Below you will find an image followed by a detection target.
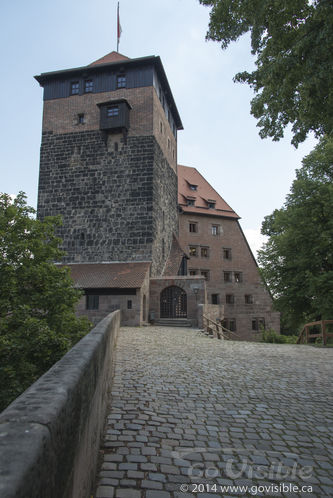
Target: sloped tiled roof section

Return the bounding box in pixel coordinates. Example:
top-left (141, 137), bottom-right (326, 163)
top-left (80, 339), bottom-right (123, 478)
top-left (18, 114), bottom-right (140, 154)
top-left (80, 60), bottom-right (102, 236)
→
top-left (64, 262), bottom-right (150, 289)
top-left (163, 234), bottom-right (189, 276)
top-left (89, 51), bottom-right (130, 66)
top-left (178, 165), bottom-right (240, 219)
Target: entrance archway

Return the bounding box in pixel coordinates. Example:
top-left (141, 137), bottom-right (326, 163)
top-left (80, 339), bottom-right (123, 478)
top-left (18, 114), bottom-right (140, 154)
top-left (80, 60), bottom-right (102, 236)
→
top-left (160, 286), bottom-right (187, 318)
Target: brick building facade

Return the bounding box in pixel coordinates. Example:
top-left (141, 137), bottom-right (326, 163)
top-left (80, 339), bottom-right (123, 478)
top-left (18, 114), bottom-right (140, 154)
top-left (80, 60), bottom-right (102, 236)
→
top-left (35, 51), bottom-right (279, 336)
top-left (177, 166), bottom-right (280, 339)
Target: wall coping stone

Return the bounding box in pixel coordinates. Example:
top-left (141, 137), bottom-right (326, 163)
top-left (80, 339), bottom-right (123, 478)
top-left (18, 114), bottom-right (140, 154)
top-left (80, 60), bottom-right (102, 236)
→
top-left (0, 310), bottom-right (120, 498)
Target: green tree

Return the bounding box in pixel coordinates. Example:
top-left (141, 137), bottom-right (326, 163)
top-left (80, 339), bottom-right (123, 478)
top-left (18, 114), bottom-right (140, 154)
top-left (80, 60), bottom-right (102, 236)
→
top-left (199, 0), bottom-right (333, 146)
top-left (258, 137), bottom-right (333, 330)
top-left (0, 193), bottom-right (90, 411)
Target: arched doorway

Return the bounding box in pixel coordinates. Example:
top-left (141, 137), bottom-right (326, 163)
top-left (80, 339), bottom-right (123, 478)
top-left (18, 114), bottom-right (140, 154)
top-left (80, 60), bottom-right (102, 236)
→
top-left (160, 286), bottom-right (187, 318)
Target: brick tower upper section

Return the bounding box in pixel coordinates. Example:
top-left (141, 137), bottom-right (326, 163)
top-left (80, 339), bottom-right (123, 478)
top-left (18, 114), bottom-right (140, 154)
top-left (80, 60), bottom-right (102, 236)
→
top-left (35, 52), bottom-right (183, 274)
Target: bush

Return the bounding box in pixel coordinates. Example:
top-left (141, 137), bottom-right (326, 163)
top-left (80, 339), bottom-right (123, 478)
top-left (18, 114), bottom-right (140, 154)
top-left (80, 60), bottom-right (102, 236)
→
top-left (261, 328), bottom-right (298, 344)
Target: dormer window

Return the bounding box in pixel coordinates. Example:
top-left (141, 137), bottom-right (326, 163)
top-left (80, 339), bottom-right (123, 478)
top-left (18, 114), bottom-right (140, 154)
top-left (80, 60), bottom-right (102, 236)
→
top-left (207, 199), bottom-right (216, 209)
top-left (71, 81), bottom-right (79, 95)
top-left (187, 198), bottom-right (195, 206)
top-left (84, 79), bottom-right (93, 93)
top-left (189, 184), bottom-right (197, 191)
top-left (117, 74), bottom-right (126, 88)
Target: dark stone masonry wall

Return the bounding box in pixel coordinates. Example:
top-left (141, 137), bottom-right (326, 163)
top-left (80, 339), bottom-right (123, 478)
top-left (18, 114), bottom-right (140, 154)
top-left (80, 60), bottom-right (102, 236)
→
top-left (151, 140), bottom-right (178, 276)
top-left (38, 132), bottom-right (177, 275)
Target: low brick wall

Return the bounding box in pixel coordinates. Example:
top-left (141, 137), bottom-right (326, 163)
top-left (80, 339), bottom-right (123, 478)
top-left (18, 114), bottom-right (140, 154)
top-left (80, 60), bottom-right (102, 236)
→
top-left (0, 311), bottom-right (120, 498)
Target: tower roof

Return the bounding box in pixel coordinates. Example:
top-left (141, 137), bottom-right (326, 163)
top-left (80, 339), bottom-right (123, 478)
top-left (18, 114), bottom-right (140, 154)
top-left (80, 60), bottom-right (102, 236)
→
top-left (89, 51), bottom-right (130, 66)
top-left (178, 165), bottom-right (240, 219)
top-left (34, 52), bottom-right (183, 130)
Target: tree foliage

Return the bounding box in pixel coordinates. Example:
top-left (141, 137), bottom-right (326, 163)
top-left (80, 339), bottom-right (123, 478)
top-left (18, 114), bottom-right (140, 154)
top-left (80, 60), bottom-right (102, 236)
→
top-left (0, 193), bottom-right (91, 411)
top-left (200, 0), bottom-right (333, 146)
top-left (257, 137), bottom-right (333, 330)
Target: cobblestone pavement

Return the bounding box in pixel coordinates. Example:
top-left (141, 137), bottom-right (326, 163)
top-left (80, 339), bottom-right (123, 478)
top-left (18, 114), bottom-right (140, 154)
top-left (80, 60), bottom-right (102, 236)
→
top-left (93, 327), bottom-right (333, 498)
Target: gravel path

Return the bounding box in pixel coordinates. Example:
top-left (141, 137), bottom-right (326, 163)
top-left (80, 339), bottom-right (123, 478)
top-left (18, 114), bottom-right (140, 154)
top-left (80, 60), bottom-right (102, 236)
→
top-left (93, 326), bottom-right (333, 497)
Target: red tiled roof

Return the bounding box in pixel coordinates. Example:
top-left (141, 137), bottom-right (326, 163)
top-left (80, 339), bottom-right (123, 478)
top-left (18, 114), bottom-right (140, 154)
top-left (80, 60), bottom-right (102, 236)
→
top-left (89, 51), bottom-right (130, 66)
top-left (178, 165), bottom-right (240, 219)
top-left (64, 262), bottom-right (150, 288)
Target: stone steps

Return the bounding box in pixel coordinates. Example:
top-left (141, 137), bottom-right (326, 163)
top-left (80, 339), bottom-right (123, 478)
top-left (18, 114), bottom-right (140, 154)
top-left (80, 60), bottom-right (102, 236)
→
top-left (154, 318), bottom-right (192, 327)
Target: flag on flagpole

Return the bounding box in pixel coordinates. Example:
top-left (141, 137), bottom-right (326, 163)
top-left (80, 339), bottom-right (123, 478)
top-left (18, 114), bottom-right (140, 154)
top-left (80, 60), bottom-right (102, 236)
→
top-left (117, 2), bottom-right (122, 52)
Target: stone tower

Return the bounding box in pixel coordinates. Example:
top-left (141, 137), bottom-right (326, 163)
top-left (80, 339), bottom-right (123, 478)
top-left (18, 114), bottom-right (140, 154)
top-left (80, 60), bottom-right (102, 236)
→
top-left (35, 52), bottom-right (183, 276)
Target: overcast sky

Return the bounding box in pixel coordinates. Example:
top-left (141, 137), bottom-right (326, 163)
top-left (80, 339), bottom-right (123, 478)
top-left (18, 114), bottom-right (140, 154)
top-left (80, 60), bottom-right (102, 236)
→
top-left (0, 0), bottom-right (316, 256)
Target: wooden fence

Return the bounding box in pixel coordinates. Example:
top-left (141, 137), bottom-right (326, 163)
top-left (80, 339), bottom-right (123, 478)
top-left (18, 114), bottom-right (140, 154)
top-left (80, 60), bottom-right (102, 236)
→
top-left (297, 320), bottom-right (333, 345)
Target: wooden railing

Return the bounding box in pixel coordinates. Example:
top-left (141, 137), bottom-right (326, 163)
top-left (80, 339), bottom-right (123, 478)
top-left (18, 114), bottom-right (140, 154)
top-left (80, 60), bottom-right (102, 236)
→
top-left (202, 315), bottom-right (239, 340)
top-left (297, 320), bottom-right (333, 345)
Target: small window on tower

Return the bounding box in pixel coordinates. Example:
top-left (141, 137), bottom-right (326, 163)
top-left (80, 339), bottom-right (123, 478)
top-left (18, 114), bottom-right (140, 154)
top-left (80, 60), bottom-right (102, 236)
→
top-left (189, 222), bottom-right (197, 233)
top-left (212, 225), bottom-right (219, 236)
top-left (189, 246), bottom-right (198, 257)
top-left (127, 300), bottom-right (132, 310)
top-left (84, 79), bottom-right (93, 93)
top-left (189, 269), bottom-right (197, 276)
top-left (107, 105), bottom-right (119, 117)
top-left (117, 74), bottom-right (126, 88)
top-left (71, 81), bottom-right (79, 95)
top-left (78, 113), bottom-right (85, 124)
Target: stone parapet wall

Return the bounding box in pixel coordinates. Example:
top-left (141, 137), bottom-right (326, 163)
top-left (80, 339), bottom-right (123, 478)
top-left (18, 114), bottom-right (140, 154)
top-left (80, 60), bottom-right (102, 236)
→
top-left (0, 311), bottom-right (120, 498)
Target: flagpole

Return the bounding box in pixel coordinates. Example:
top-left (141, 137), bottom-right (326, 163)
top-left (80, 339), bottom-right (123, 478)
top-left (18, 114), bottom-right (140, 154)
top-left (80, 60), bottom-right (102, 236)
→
top-left (117, 2), bottom-right (119, 52)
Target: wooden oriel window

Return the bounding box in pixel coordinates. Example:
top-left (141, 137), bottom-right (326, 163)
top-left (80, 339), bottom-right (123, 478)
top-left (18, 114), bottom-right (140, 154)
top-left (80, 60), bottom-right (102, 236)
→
top-left (107, 105), bottom-right (119, 117)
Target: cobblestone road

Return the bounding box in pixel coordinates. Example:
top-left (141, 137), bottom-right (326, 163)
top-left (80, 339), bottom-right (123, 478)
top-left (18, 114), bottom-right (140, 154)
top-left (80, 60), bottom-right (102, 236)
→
top-left (93, 327), bottom-right (333, 497)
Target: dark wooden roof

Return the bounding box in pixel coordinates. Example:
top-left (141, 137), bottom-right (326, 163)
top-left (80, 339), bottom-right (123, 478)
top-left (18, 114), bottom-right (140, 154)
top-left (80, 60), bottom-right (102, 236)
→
top-left (34, 52), bottom-right (183, 130)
